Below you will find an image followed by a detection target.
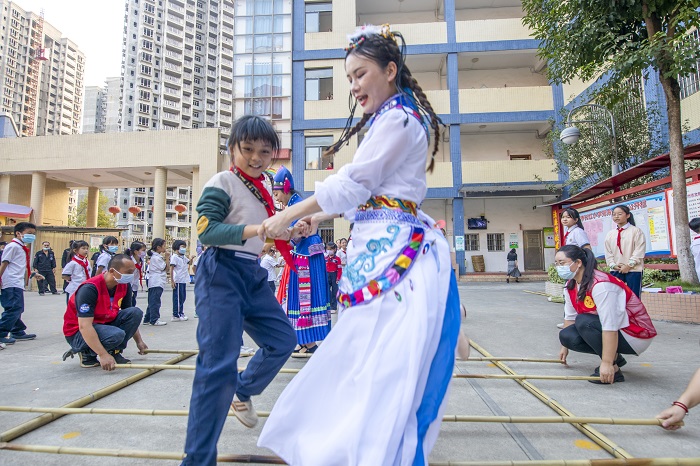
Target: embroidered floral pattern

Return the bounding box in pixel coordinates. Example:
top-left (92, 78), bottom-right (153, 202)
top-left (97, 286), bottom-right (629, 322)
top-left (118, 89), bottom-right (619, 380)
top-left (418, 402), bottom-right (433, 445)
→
top-left (345, 225), bottom-right (400, 289)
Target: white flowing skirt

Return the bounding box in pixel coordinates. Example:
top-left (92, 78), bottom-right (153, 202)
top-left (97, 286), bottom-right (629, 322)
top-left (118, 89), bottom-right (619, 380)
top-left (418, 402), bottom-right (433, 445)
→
top-left (258, 212), bottom-right (457, 466)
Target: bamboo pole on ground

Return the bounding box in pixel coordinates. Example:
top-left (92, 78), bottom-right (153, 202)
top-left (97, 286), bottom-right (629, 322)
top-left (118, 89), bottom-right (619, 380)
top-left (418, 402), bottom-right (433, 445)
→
top-left (0, 443), bottom-right (286, 464)
top-left (118, 364), bottom-right (591, 380)
top-left (468, 339), bottom-right (633, 459)
top-left (0, 406), bottom-right (682, 428)
top-left (144, 349), bottom-right (564, 364)
top-left (0, 353), bottom-right (193, 443)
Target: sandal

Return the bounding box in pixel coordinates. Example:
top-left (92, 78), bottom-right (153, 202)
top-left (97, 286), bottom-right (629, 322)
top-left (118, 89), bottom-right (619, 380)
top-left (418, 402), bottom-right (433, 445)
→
top-left (291, 344), bottom-right (317, 358)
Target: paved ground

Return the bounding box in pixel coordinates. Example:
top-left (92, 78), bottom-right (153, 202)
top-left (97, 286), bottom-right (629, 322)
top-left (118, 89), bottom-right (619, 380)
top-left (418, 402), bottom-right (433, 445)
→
top-left (0, 281), bottom-right (698, 465)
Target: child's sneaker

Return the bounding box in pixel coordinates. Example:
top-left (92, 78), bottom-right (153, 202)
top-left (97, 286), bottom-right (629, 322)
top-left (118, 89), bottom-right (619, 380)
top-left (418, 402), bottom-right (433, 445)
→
top-left (194, 312), bottom-right (199, 318)
top-left (230, 394), bottom-right (258, 428)
top-left (240, 346), bottom-right (256, 357)
top-left (171, 316), bottom-right (182, 322)
top-left (179, 314), bottom-right (188, 321)
top-left (152, 320), bottom-right (167, 326)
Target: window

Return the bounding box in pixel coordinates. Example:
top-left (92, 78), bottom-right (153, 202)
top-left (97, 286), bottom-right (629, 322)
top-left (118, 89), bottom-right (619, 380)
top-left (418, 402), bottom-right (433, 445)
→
top-left (508, 151), bottom-right (531, 161)
top-left (487, 233), bottom-right (505, 252)
top-left (464, 234), bottom-right (480, 251)
top-left (305, 2), bottom-right (331, 33)
top-left (305, 135), bottom-right (334, 170)
top-left (305, 68), bottom-right (332, 101)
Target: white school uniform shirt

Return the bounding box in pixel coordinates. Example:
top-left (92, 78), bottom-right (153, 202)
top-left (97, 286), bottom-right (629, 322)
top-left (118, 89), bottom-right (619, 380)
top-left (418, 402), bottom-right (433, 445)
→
top-left (1, 239), bottom-right (28, 290)
top-left (259, 254), bottom-right (279, 281)
top-left (147, 252), bottom-right (167, 289)
top-left (95, 251), bottom-right (113, 271)
top-left (691, 234), bottom-right (700, 281)
top-left (131, 256), bottom-right (143, 291)
top-left (337, 248), bottom-right (347, 267)
top-left (170, 254), bottom-right (190, 284)
top-left (62, 257), bottom-right (89, 296)
top-left (563, 281), bottom-right (652, 355)
top-left (562, 225), bottom-right (590, 248)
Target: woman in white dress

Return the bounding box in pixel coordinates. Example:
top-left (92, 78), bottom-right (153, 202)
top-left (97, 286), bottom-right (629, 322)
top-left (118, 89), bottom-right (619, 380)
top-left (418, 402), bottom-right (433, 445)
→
top-left (258, 24), bottom-right (461, 466)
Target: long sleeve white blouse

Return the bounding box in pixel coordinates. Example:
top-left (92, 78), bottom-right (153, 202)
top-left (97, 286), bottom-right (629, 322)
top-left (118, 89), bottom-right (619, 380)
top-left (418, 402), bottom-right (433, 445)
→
top-left (315, 106), bottom-right (429, 216)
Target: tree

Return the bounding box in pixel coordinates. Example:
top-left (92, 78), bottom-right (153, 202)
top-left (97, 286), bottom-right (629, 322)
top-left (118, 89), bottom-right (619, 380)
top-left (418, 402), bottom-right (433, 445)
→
top-left (70, 192), bottom-right (117, 228)
top-left (523, 0), bottom-right (700, 284)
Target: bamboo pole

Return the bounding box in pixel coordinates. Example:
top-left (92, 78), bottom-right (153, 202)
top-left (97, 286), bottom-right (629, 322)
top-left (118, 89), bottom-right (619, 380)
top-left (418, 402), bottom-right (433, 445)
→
top-left (0, 443), bottom-right (286, 464)
top-left (144, 350), bottom-right (564, 364)
top-left (118, 364), bottom-right (591, 381)
top-left (468, 339), bottom-right (633, 459)
top-left (0, 353), bottom-right (193, 443)
top-left (0, 406), bottom-right (682, 427)
top-left (429, 459), bottom-right (700, 466)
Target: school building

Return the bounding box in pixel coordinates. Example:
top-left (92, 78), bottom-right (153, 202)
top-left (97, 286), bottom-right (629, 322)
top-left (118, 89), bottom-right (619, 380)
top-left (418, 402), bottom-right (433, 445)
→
top-left (292, 0), bottom-right (700, 274)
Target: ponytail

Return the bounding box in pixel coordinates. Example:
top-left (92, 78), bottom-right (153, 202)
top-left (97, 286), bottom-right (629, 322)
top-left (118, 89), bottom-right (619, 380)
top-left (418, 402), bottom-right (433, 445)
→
top-left (148, 238), bottom-right (165, 257)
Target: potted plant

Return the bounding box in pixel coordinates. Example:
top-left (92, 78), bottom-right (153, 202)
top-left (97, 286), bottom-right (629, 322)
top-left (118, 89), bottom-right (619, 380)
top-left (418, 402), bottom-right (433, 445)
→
top-left (545, 264), bottom-right (566, 297)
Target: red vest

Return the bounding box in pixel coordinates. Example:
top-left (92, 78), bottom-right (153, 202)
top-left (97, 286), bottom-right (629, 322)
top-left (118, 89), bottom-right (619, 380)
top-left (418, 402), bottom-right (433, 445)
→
top-left (63, 274), bottom-right (129, 337)
top-left (567, 270), bottom-right (656, 339)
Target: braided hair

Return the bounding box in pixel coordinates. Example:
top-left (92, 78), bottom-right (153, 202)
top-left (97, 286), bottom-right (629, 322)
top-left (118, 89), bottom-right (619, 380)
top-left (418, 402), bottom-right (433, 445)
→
top-left (324, 26), bottom-right (443, 172)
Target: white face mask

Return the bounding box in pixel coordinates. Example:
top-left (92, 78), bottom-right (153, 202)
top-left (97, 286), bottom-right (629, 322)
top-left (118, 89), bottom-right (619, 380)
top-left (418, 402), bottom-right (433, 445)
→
top-left (556, 262), bottom-right (580, 280)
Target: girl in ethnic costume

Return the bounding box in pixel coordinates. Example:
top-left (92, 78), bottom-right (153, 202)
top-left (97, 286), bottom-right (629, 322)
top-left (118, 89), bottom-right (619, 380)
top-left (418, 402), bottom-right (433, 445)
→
top-left (258, 24), bottom-right (461, 465)
top-left (180, 116), bottom-right (298, 466)
top-left (272, 166), bottom-right (331, 356)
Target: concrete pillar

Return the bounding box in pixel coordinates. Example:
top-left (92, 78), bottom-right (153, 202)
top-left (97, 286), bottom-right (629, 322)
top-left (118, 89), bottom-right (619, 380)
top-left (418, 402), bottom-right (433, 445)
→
top-left (189, 166), bottom-right (200, 254)
top-left (153, 167), bottom-right (167, 240)
top-left (30, 171), bottom-right (46, 225)
top-left (0, 174), bottom-right (10, 203)
top-left (86, 187), bottom-right (99, 228)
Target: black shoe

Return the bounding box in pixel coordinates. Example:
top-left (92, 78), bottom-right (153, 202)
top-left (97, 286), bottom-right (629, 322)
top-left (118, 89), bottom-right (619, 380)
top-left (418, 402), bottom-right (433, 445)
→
top-left (51, 292), bottom-right (60, 295)
top-left (110, 350), bottom-right (131, 364)
top-left (615, 354), bottom-right (627, 368)
top-left (506, 278), bottom-right (510, 283)
top-left (62, 349), bottom-right (76, 361)
top-left (80, 353), bottom-right (100, 368)
top-left (11, 333), bottom-right (36, 341)
top-left (38, 293), bottom-right (45, 296)
top-left (589, 367), bottom-right (625, 384)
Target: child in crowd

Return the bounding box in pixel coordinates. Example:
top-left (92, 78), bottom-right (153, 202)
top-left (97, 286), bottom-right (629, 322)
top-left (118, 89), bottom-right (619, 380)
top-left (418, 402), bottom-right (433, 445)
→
top-left (61, 240), bottom-right (91, 304)
top-left (125, 241), bottom-right (146, 302)
top-left (604, 204), bottom-right (646, 298)
top-left (94, 236), bottom-right (119, 276)
top-left (170, 240), bottom-right (190, 322)
top-left (180, 115), bottom-right (298, 465)
top-left (260, 243), bottom-right (281, 294)
top-left (0, 222), bottom-right (41, 345)
top-left (144, 238), bottom-right (167, 327)
top-left (325, 242), bottom-right (342, 313)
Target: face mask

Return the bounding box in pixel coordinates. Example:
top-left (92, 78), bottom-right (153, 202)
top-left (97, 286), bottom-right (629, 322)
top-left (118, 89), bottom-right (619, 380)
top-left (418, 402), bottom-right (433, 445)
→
top-left (108, 246), bottom-right (119, 254)
top-left (556, 263), bottom-right (579, 280)
top-left (179, 247), bottom-right (187, 255)
top-left (43, 246), bottom-right (50, 251)
top-left (139, 251), bottom-right (147, 258)
top-left (114, 271), bottom-right (134, 284)
top-left (22, 233), bottom-right (36, 244)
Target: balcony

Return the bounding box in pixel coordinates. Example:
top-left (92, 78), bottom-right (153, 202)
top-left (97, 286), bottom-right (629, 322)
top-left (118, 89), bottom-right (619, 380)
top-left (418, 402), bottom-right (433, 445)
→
top-left (461, 159), bottom-right (558, 184)
top-left (424, 90), bottom-right (450, 115)
top-left (455, 18), bottom-right (532, 43)
top-left (459, 86), bottom-right (553, 114)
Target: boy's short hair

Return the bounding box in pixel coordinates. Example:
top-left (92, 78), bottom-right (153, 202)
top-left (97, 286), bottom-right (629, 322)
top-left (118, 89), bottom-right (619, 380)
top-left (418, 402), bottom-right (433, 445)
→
top-left (227, 115), bottom-right (280, 153)
top-left (14, 222), bottom-right (36, 234)
top-left (690, 217), bottom-right (700, 234)
top-left (326, 242), bottom-right (337, 250)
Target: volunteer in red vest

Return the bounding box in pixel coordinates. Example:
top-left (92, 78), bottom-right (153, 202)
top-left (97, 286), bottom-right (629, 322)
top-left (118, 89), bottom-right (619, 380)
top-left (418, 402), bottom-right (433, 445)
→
top-left (62, 254), bottom-right (148, 370)
top-left (556, 244), bottom-right (656, 384)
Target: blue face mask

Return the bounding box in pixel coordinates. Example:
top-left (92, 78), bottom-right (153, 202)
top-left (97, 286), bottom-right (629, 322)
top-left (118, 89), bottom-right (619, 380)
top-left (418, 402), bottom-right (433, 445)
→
top-left (556, 263), bottom-right (579, 280)
top-left (114, 270), bottom-right (134, 284)
top-left (179, 247), bottom-right (187, 255)
top-left (22, 233), bottom-right (36, 244)
top-left (108, 246), bottom-right (119, 254)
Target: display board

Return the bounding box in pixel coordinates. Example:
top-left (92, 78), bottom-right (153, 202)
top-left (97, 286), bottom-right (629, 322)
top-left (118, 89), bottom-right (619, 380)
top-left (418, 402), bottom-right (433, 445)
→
top-left (666, 180), bottom-right (700, 256)
top-left (579, 192), bottom-right (671, 258)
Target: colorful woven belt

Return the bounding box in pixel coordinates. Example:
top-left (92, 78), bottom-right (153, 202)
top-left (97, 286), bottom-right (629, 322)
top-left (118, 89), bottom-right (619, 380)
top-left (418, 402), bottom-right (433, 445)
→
top-left (357, 196), bottom-right (418, 217)
top-left (338, 226), bottom-right (424, 309)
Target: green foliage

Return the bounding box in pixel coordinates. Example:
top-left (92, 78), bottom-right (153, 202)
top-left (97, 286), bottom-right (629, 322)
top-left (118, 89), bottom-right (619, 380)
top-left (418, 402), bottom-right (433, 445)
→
top-left (651, 279), bottom-right (700, 292)
top-left (643, 267), bottom-right (680, 283)
top-left (70, 193), bottom-right (116, 228)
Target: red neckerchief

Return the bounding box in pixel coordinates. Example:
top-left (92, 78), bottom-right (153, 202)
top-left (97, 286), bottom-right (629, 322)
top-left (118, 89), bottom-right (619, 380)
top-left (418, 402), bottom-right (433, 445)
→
top-left (562, 230), bottom-right (570, 245)
top-left (231, 166), bottom-right (295, 271)
top-left (12, 238), bottom-right (31, 278)
top-left (133, 256), bottom-right (144, 287)
top-left (694, 235), bottom-right (700, 240)
top-left (616, 226), bottom-right (624, 254)
top-left (72, 254), bottom-right (91, 280)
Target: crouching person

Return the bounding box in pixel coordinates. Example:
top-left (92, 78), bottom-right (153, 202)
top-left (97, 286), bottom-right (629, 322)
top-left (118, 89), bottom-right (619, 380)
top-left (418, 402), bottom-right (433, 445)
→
top-left (62, 254), bottom-right (148, 370)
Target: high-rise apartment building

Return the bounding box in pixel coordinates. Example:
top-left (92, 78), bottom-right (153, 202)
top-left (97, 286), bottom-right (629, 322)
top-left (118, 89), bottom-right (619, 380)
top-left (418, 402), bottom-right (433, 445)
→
top-left (0, 1), bottom-right (84, 137)
top-left (82, 86), bottom-right (106, 133)
top-left (115, 185), bottom-right (193, 242)
top-left (104, 76), bottom-right (122, 133)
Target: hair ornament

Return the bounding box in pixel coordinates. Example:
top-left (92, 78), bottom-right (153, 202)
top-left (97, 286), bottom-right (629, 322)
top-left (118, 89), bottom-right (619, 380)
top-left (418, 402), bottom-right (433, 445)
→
top-left (345, 23), bottom-right (396, 51)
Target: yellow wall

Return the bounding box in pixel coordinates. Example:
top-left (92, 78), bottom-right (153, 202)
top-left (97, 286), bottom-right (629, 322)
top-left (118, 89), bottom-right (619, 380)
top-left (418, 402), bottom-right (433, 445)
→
top-left (5, 176), bottom-right (70, 226)
top-left (461, 159), bottom-right (558, 184)
top-left (562, 77), bottom-right (599, 105)
top-left (459, 87), bottom-right (553, 113)
top-left (681, 91), bottom-right (700, 132)
top-left (455, 18), bottom-right (531, 42)
top-left (304, 0), bottom-right (356, 50)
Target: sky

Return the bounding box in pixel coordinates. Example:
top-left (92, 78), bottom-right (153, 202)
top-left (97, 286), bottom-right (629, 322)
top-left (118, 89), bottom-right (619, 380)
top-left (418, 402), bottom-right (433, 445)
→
top-left (16, 0), bottom-right (125, 87)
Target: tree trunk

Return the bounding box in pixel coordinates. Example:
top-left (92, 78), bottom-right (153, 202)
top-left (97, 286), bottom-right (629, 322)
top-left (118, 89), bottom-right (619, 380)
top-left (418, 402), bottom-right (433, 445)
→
top-left (658, 73), bottom-right (699, 284)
